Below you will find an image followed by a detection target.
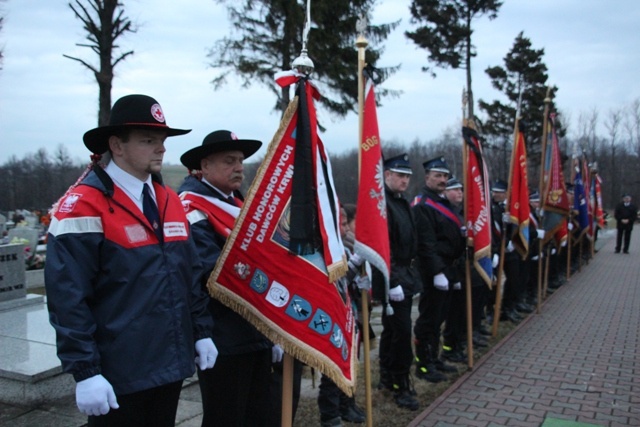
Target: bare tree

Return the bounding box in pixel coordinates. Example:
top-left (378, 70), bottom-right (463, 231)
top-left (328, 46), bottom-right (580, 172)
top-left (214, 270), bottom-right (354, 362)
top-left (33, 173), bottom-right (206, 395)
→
top-left (0, 0), bottom-right (5, 70)
top-left (64, 0), bottom-right (135, 126)
top-left (604, 108), bottom-right (622, 207)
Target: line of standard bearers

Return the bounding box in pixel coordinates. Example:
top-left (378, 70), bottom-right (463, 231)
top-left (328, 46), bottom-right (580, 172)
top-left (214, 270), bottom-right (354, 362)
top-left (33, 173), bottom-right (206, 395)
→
top-left (44, 93), bottom-right (599, 427)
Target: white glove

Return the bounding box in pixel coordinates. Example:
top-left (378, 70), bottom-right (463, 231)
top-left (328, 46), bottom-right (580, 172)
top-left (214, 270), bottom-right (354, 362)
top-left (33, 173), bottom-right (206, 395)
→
top-left (76, 374), bottom-right (119, 416)
top-left (492, 254), bottom-right (499, 268)
top-left (195, 338), bottom-right (218, 370)
top-left (568, 223), bottom-right (574, 231)
top-left (433, 273), bottom-right (449, 291)
top-left (506, 241), bottom-right (515, 253)
top-left (532, 255), bottom-right (539, 261)
top-left (271, 344), bottom-right (284, 363)
top-left (355, 275), bottom-right (371, 291)
top-left (537, 229), bottom-right (545, 239)
top-left (388, 285), bottom-right (405, 302)
top-left (502, 212), bottom-right (511, 224)
top-left (452, 282), bottom-right (462, 290)
top-left (561, 240), bottom-right (567, 247)
top-left (551, 248), bottom-right (557, 255)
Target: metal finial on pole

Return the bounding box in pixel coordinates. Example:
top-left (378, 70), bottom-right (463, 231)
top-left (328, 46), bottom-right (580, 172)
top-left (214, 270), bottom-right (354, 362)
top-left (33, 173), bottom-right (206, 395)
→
top-left (292, 0), bottom-right (314, 74)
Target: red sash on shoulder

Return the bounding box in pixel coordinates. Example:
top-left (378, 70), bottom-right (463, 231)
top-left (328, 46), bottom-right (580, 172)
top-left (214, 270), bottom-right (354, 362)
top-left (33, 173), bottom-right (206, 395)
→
top-left (180, 191), bottom-right (242, 237)
top-left (421, 196), bottom-right (462, 228)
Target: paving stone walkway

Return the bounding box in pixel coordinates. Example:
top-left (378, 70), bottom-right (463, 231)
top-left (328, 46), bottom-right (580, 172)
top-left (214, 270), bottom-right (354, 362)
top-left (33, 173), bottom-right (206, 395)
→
top-left (409, 229), bottom-right (640, 427)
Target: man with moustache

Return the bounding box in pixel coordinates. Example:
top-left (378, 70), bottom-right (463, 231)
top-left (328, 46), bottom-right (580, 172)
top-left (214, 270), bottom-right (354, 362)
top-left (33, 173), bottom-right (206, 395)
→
top-left (179, 130), bottom-right (276, 426)
top-left (412, 157), bottom-right (464, 383)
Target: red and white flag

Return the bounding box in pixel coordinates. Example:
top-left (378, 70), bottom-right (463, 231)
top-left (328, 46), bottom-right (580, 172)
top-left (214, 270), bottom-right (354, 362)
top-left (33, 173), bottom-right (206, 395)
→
top-left (507, 120), bottom-right (530, 258)
top-left (354, 76), bottom-right (390, 293)
top-left (208, 76), bottom-right (357, 395)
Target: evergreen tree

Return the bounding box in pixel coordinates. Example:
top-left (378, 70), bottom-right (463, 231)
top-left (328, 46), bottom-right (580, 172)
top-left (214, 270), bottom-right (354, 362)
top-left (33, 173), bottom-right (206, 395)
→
top-left (478, 32), bottom-right (560, 179)
top-left (405, 0), bottom-right (503, 118)
top-left (64, 0), bottom-right (135, 126)
top-left (209, 0), bottom-right (399, 116)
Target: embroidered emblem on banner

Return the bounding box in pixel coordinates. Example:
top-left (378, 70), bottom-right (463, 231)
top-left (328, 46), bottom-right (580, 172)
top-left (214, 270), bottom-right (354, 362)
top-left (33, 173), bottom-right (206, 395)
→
top-left (330, 324), bottom-right (344, 348)
top-left (233, 262), bottom-right (251, 280)
top-left (285, 295), bottom-right (312, 320)
top-left (59, 193), bottom-right (82, 213)
top-left (309, 309), bottom-right (332, 335)
top-left (266, 281), bottom-right (289, 307)
top-left (250, 269), bottom-right (269, 293)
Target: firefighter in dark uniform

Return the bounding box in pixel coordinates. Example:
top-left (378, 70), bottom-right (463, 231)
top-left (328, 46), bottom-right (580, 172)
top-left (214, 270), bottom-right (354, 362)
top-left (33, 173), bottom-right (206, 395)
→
top-left (372, 154), bottom-right (421, 411)
top-left (412, 157), bottom-right (464, 383)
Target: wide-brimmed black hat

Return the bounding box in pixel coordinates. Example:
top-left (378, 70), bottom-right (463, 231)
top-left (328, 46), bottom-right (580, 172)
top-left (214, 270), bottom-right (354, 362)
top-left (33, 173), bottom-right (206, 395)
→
top-left (180, 130), bottom-right (262, 171)
top-left (83, 94), bottom-right (191, 154)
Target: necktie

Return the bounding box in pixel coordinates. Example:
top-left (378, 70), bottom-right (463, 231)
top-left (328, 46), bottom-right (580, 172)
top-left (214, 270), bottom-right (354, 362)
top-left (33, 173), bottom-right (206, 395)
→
top-left (226, 195), bottom-right (237, 206)
top-left (142, 183), bottom-right (163, 242)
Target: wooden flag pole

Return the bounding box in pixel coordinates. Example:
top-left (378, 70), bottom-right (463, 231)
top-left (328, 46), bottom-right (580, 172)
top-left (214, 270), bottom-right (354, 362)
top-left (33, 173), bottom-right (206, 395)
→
top-left (537, 88), bottom-right (551, 311)
top-left (280, 354), bottom-right (294, 427)
top-left (461, 97), bottom-right (474, 368)
top-left (356, 17), bottom-right (373, 427)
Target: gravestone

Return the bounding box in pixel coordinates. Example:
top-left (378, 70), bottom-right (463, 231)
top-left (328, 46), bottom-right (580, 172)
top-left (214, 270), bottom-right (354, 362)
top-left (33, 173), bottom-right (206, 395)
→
top-left (7, 227), bottom-right (39, 259)
top-left (0, 244), bottom-right (26, 303)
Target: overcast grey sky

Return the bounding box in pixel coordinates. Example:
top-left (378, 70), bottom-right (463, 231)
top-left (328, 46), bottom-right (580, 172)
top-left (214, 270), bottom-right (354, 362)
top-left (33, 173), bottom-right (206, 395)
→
top-left (1, 0), bottom-right (639, 166)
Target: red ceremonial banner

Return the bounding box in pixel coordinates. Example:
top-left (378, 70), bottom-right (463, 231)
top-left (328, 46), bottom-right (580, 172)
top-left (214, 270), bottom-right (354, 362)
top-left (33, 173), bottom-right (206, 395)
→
top-left (507, 121), bottom-right (530, 258)
top-left (541, 113), bottom-right (570, 243)
top-left (463, 126), bottom-right (493, 287)
top-left (208, 88), bottom-right (357, 395)
top-left (354, 77), bottom-right (390, 290)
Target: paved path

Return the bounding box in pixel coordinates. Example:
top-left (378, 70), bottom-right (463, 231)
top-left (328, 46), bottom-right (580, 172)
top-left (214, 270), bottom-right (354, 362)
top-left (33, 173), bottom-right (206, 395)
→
top-left (409, 229), bottom-right (640, 427)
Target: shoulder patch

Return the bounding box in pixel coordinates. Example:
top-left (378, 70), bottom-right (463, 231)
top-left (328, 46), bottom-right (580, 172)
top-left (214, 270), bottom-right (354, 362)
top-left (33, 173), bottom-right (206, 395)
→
top-left (59, 193), bottom-right (83, 213)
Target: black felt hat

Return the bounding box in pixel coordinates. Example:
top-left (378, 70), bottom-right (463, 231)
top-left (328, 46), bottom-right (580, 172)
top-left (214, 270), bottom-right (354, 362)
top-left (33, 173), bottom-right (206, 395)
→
top-left (83, 94), bottom-right (191, 154)
top-left (180, 130), bottom-right (262, 171)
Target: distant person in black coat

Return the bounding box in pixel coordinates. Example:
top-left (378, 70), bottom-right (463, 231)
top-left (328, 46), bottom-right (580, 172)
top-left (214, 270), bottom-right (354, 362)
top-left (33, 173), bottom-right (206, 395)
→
top-left (614, 194), bottom-right (638, 254)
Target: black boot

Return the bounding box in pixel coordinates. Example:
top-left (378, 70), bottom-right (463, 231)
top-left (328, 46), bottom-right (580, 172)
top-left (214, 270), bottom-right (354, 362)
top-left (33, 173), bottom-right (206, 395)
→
top-left (377, 367), bottom-right (393, 391)
top-left (414, 342), bottom-right (447, 383)
top-left (391, 373), bottom-right (419, 411)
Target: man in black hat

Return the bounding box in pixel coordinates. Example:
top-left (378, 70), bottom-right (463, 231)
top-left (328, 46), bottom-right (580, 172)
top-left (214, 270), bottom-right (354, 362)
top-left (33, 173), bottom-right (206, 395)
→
top-left (614, 194), bottom-right (638, 254)
top-left (412, 156), bottom-right (464, 383)
top-left (45, 94), bottom-right (217, 426)
top-left (372, 153), bottom-right (421, 410)
top-left (178, 130), bottom-right (275, 427)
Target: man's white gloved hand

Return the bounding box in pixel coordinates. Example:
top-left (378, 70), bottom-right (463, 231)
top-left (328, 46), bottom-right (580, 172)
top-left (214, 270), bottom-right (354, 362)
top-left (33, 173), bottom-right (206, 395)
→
top-left (76, 374), bottom-right (119, 416)
top-left (561, 240), bottom-right (567, 247)
top-left (532, 255), bottom-right (539, 261)
top-left (452, 282), bottom-right (462, 290)
top-left (388, 285), bottom-right (405, 302)
top-left (492, 254), bottom-right (499, 268)
top-left (506, 241), bottom-right (515, 253)
top-left (271, 344), bottom-right (284, 363)
top-left (551, 248), bottom-right (557, 255)
top-left (195, 338), bottom-right (218, 370)
top-left (433, 273), bottom-right (449, 291)
top-left (568, 222), bottom-right (574, 231)
top-left (355, 275), bottom-right (371, 291)
top-left (537, 229), bottom-right (545, 239)
top-left (502, 212), bottom-right (511, 224)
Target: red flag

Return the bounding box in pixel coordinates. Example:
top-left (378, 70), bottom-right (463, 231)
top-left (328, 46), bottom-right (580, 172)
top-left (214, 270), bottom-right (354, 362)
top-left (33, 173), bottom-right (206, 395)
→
top-left (582, 158), bottom-right (594, 239)
top-left (354, 76), bottom-right (390, 293)
top-left (208, 78), bottom-right (357, 395)
top-left (594, 174), bottom-right (605, 228)
top-left (541, 113), bottom-right (570, 242)
top-left (507, 120), bottom-right (530, 258)
top-left (462, 126), bottom-right (493, 287)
